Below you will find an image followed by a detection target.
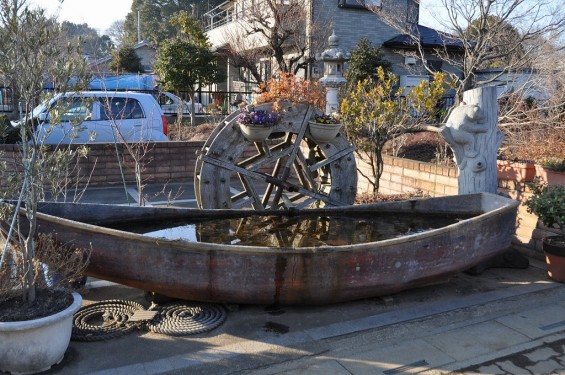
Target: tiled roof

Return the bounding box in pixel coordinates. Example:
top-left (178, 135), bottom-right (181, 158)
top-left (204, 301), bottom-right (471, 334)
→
top-left (383, 25), bottom-right (464, 51)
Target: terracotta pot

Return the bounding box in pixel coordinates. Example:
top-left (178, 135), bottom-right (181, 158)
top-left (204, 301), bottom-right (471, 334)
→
top-left (239, 123), bottom-right (273, 142)
top-left (308, 121), bottom-right (343, 143)
top-left (534, 165), bottom-right (565, 186)
top-left (0, 292), bottom-right (82, 375)
top-left (542, 236), bottom-right (565, 282)
top-left (496, 160), bottom-right (535, 182)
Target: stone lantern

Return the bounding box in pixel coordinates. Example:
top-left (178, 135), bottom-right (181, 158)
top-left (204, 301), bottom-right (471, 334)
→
top-left (317, 31), bottom-right (351, 114)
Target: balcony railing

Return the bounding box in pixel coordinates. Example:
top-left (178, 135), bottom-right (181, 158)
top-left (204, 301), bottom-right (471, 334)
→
top-left (203, 2), bottom-right (236, 31)
top-left (203, 0), bottom-right (275, 32)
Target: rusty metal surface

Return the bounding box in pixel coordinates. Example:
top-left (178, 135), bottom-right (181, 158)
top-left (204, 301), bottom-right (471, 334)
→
top-left (26, 193), bottom-right (519, 305)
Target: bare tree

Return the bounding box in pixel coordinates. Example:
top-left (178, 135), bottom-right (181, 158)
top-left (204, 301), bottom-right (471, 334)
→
top-left (365, 0), bottom-right (565, 100)
top-left (221, 0), bottom-right (327, 78)
top-left (106, 19), bottom-right (126, 47)
top-left (221, 25), bottom-right (268, 85)
top-left (0, 0), bottom-right (90, 305)
top-left (497, 38), bottom-right (565, 161)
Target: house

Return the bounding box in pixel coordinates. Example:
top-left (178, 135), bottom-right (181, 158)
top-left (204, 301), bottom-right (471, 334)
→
top-left (475, 68), bottom-right (551, 101)
top-left (203, 0), bottom-right (462, 98)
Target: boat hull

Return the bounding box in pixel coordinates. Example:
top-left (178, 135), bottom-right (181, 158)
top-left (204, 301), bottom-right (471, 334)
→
top-left (13, 193), bottom-right (519, 305)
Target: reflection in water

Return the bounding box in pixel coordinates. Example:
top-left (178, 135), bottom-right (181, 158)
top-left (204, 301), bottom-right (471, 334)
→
top-left (118, 213), bottom-right (472, 248)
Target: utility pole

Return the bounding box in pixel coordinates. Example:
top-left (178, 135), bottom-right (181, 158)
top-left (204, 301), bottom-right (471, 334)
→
top-left (137, 10), bottom-right (141, 43)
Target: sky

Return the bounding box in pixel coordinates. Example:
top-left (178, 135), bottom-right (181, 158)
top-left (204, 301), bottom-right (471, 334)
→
top-left (29, 0), bottom-right (133, 33)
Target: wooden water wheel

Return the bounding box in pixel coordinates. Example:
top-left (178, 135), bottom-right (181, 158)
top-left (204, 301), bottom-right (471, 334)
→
top-left (194, 102), bottom-right (357, 210)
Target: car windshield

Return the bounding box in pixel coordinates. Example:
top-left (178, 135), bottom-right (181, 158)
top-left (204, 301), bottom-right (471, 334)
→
top-left (29, 103), bottom-right (47, 118)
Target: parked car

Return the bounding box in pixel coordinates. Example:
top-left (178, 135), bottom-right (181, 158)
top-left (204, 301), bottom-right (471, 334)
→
top-left (156, 92), bottom-right (203, 116)
top-left (30, 91), bottom-right (169, 144)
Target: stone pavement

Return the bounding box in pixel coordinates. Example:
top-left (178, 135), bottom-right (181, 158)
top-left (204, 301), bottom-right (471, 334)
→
top-left (457, 339), bottom-right (565, 375)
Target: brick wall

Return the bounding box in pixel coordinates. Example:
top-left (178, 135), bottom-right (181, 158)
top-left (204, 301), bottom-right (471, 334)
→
top-left (357, 155), bottom-right (459, 197)
top-left (0, 142), bottom-right (203, 188)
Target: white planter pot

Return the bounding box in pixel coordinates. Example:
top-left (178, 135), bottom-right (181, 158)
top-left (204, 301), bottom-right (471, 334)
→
top-left (239, 123), bottom-right (273, 142)
top-left (0, 292), bottom-right (82, 375)
top-left (308, 121), bottom-right (343, 143)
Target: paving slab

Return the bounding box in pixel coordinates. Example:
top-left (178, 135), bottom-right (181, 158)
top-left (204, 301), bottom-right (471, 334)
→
top-left (335, 338), bottom-right (455, 375)
top-left (272, 361), bottom-right (350, 375)
top-left (423, 320), bottom-right (530, 361)
top-left (496, 304), bottom-right (565, 339)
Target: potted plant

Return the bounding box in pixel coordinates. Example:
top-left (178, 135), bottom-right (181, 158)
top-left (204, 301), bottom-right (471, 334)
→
top-left (524, 178), bottom-right (565, 282)
top-left (237, 106), bottom-right (280, 142)
top-left (0, 232), bottom-right (89, 374)
top-left (496, 157), bottom-right (536, 183)
top-left (534, 157), bottom-right (565, 186)
top-left (0, 1), bottom-right (91, 373)
top-left (308, 113), bottom-right (343, 143)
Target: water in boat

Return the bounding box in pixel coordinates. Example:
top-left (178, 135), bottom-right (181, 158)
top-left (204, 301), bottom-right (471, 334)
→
top-left (108, 213), bottom-right (475, 248)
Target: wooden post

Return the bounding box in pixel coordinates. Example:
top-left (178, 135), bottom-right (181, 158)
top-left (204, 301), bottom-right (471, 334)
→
top-left (439, 86), bottom-right (503, 195)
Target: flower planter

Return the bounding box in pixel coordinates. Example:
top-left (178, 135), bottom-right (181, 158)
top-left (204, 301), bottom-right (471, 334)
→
top-left (0, 292), bottom-right (82, 375)
top-left (496, 160), bottom-right (535, 182)
top-left (308, 121), bottom-right (343, 143)
top-left (239, 124), bottom-right (273, 142)
top-left (534, 164), bottom-right (565, 186)
top-left (543, 236), bottom-right (565, 282)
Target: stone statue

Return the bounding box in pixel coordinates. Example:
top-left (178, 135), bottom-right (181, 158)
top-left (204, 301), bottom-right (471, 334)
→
top-left (439, 86), bottom-right (503, 195)
top-left (439, 103), bottom-right (489, 170)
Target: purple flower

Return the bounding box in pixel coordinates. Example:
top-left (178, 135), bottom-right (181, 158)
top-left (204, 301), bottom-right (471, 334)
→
top-left (238, 107), bottom-right (280, 127)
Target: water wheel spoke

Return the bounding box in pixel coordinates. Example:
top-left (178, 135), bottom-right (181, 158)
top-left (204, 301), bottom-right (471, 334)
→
top-left (238, 145), bottom-right (292, 172)
top-left (293, 186), bottom-right (344, 206)
top-left (295, 197), bottom-right (320, 209)
top-left (230, 192), bottom-right (251, 209)
top-left (294, 149), bottom-right (319, 191)
top-left (280, 194), bottom-right (295, 209)
top-left (271, 112), bottom-right (312, 207)
top-left (263, 155), bottom-right (285, 207)
top-left (309, 145), bottom-right (357, 172)
top-left (238, 174), bottom-right (264, 210)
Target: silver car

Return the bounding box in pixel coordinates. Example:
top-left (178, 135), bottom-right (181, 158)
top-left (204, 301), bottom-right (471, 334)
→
top-left (32, 91), bottom-right (169, 144)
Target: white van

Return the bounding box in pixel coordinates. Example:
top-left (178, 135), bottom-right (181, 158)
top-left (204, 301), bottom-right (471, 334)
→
top-left (157, 92), bottom-right (203, 115)
top-left (32, 91), bottom-right (169, 144)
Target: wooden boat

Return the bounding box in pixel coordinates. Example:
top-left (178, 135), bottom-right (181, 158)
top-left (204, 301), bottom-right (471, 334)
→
top-left (5, 192), bottom-right (519, 305)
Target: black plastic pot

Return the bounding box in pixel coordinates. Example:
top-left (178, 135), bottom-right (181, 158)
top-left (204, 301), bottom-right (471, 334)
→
top-left (543, 236), bottom-right (565, 257)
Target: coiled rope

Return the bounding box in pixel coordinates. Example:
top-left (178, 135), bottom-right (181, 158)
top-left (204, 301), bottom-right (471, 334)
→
top-left (148, 302), bottom-right (227, 336)
top-left (72, 300), bottom-right (146, 342)
top-left (72, 299), bottom-right (227, 341)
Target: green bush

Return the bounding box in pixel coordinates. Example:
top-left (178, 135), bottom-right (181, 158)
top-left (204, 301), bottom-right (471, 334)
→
top-left (540, 157), bottom-right (565, 172)
top-left (524, 178), bottom-right (565, 237)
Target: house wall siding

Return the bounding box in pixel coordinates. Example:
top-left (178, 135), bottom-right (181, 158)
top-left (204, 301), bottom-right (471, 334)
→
top-left (313, 0), bottom-right (421, 76)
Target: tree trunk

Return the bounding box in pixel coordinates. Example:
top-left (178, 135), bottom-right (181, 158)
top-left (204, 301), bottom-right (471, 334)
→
top-left (439, 86), bottom-right (503, 195)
